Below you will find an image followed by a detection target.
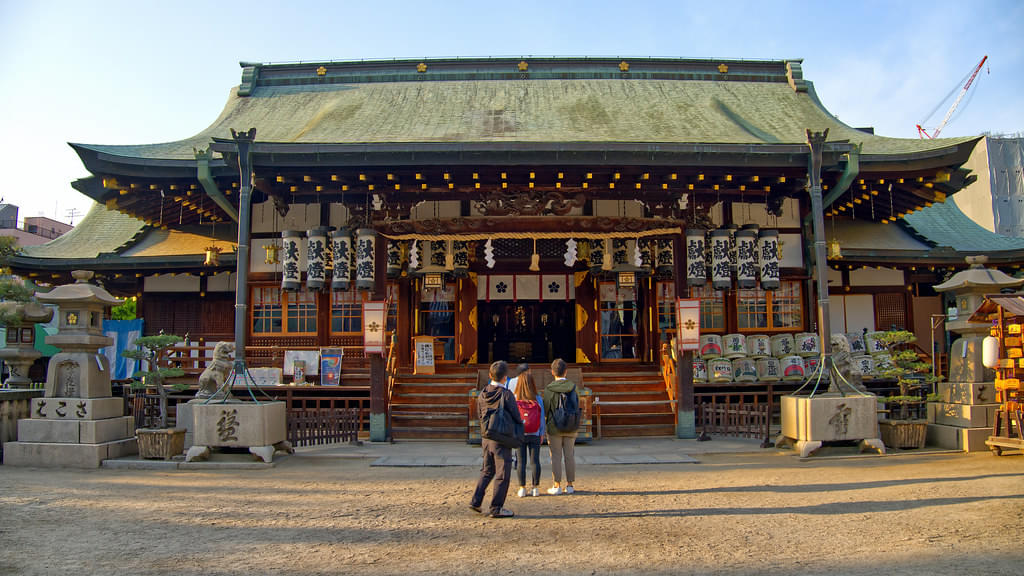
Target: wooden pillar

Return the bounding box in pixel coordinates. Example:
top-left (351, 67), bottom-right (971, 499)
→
top-left (369, 234), bottom-right (388, 442)
top-left (673, 232), bottom-right (696, 438)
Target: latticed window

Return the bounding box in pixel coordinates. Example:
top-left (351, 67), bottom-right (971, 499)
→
top-left (737, 280), bottom-right (802, 331)
top-left (688, 282), bottom-right (725, 332)
top-left (331, 290), bottom-right (364, 334)
top-left (252, 287), bottom-right (283, 334)
top-left (287, 290), bottom-right (318, 334)
top-left (875, 292), bottom-right (907, 331)
top-left (655, 281), bottom-right (676, 348)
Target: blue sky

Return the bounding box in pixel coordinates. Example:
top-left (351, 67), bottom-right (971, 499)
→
top-left (1, 0), bottom-right (1021, 225)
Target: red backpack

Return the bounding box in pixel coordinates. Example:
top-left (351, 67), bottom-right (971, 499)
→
top-left (517, 399), bottom-right (541, 435)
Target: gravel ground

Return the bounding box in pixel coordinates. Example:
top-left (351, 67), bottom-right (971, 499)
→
top-left (1, 449), bottom-right (1022, 575)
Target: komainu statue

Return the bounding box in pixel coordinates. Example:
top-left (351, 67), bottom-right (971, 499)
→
top-left (830, 333), bottom-right (867, 393)
top-left (196, 341), bottom-right (235, 399)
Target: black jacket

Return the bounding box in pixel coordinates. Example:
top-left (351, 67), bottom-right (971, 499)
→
top-left (478, 383), bottom-right (523, 440)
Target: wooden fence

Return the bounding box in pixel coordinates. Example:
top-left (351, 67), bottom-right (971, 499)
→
top-left (287, 408), bottom-right (361, 447)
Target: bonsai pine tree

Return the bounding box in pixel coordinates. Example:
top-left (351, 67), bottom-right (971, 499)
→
top-left (875, 329), bottom-right (937, 420)
top-left (121, 334), bottom-right (186, 428)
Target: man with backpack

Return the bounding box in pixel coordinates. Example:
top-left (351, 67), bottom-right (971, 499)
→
top-left (541, 358), bottom-right (580, 495)
top-left (470, 360), bottom-right (522, 518)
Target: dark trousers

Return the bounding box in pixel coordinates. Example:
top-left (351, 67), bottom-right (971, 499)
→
top-left (471, 439), bottom-right (512, 514)
top-left (517, 434), bottom-right (542, 487)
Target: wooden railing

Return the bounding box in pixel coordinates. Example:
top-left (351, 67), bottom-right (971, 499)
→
top-left (384, 333), bottom-right (398, 440)
top-left (659, 343), bottom-right (679, 416)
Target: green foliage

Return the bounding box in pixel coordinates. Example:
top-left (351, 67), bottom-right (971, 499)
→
top-left (0, 277), bottom-right (36, 327)
top-left (0, 236), bottom-right (20, 268)
top-left (875, 329), bottom-right (937, 420)
top-left (110, 297), bottom-right (136, 320)
top-left (122, 333), bottom-right (186, 428)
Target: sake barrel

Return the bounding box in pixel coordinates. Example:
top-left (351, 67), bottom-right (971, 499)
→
top-left (709, 358), bottom-right (733, 383)
top-left (795, 332), bottom-right (820, 357)
top-left (872, 353), bottom-right (893, 376)
top-left (770, 334), bottom-right (795, 357)
top-left (699, 334), bottom-right (723, 358)
top-left (732, 357), bottom-right (757, 382)
top-left (746, 334), bottom-right (771, 358)
top-left (756, 357), bottom-right (782, 381)
top-left (852, 355), bottom-right (874, 378)
top-left (865, 331), bottom-right (887, 354)
top-left (723, 333), bottom-right (747, 359)
top-left (846, 332), bottom-right (867, 354)
top-left (781, 355), bottom-right (805, 380)
top-left (803, 355), bottom-right (821, 375)
top-left (693, 359), bottom-right (708, 383)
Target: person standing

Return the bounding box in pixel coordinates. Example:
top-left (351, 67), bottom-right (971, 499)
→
top-left (513, 370), bottom-right (545, 498)
top-left (470, 360), bottom-right (521, 518)
top-left (542, 358), bottom-right (580, 495)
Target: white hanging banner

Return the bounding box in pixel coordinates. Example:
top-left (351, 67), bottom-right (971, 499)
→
top-left (710, 229), bottom-right (732, 290)
top-left (362, 301), bottom-right (387, 355)
top-left (515, 275), bottom-right (540, 301)
top-left (676, 298), bottom-right (701, 352)
top-left (540, 274), bottom-right (573, 301)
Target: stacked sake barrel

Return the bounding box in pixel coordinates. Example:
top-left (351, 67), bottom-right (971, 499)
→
top-left (839, 331), bottom-right (891, 379)
top-left (693, 332), bottom-right (821, 384)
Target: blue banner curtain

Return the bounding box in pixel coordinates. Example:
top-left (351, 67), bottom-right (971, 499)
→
top-left (102, 318), bottom-right (144, 380)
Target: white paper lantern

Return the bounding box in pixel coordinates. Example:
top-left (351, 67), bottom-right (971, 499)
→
top-left (710, 229), bottom-right (731, 290)
top-left (452, 240), bottom-right (470, 277)
top-left (355, 228), bottom-right (376, 291)
top-left (281, 230), bottom-right (303, 292)
top-left (736, 227), bottom-right (758, 289)
top-left (306, 226), bottom-right (330, 291)
top-left (655, 238), bottom-right (674, 274)
top-left (331, 228), bottom-right (351, 291)
top-left (685, 229), bottom-right (707, 287)
top-left (758, 229), bottom-right (780, 291)
top-left (982, 335), bottom-right (1000, 369)
top-left (385, 240), bottom-right (402, 278)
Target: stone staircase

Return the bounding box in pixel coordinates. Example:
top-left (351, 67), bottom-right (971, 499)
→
top-left (585, 366), bottom-right (676, 437)
top-left (388, 370), bottom-right (476, 439)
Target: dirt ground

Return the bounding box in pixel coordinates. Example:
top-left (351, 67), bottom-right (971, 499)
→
top-left (1, 448), bottom-right (1022, 576)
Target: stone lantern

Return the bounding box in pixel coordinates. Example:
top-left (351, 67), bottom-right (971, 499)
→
top-left (0, 301), bottom-right (53, 388)
top-left (929, 255), bottom-right (1023, 451)
top-left (2, 270), bottom-right (136, 468)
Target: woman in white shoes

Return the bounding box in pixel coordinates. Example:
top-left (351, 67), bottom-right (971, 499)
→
top-left (541, 358), bottom-right (579, 495)
top-left (513, 370), bottom-right (545, 498)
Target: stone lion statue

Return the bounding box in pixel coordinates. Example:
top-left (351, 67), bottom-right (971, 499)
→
top-left (830, 333), bottom-right (866, 393)
top-left (196, 341), bottom-right (235, 399)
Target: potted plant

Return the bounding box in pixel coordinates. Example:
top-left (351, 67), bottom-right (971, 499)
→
top-left (121, 334), bottom-right (187, 459)
top-left (875, 330), bottom-right (937, 449)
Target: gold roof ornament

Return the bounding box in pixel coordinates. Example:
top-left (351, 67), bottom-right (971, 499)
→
top-left (718, 63), bottom-right (729, 74)
top-left (518, 60), bottom-right (529, 72)
top-left (316, 66), bottom-right (327, 76)
top-left (619, 60), bottom-right (630, 72)
top-left (416, 62), bottom-right (427, 73)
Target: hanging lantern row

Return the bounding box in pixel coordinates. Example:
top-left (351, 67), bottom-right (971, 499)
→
top-left (685, 227), bottom-right (779, 291)
top-left (279, 227), bottom-right (377, 292)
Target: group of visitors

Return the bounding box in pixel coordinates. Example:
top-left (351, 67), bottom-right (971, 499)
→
top-left (470, 358), bottom-right (580, 519)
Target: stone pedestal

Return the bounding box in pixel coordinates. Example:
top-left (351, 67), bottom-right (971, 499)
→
top-left (926, 381), bottom-right (1001, 452)
top-left (2, 271), bottom-right (135, 468)
top-left (185, 401), bottom-right (292, 463)
top-left (776, 394), bottom-right (884, 457)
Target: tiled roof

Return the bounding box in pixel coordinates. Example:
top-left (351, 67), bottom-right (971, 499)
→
top-left (903, 199), bottom-right (1024, 251)
top-left (71, 57), bottom-right (976, 161)
top-left (19, 203), bottom-right (146, 259)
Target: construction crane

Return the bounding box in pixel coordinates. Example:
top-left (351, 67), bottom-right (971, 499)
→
top-left (916, 55), bottom-right (988, 139)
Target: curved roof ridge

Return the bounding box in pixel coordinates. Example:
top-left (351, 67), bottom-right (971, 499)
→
top-left (19, 203), bottom-right (147, 259)
top-left (904, 198), bottom-right (1024, 252)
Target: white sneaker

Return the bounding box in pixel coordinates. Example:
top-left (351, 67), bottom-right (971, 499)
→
top-left (565, 486), bottom-right (575, 495)
top-left (530, 487), bottom-right (540, 497)
top-left (516, 486), bottom-right (527, 498)
top-left (547, 486), bottom-right (562, 495)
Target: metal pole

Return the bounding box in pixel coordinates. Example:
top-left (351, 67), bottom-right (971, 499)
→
top-left (806, 129), bottom-right (831, 360)
top-left (231, 128), bottom-right (256, 378)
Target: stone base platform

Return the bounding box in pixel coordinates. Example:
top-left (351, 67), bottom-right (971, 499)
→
top-left (3, 437), bottom-right (137, 468)
top-left (927, 422), bottom-right (992, 452)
